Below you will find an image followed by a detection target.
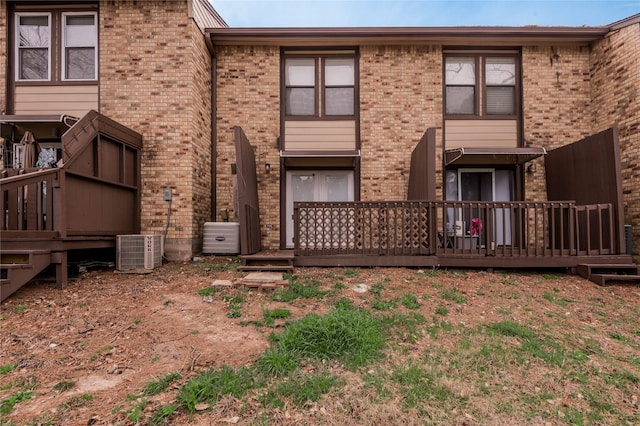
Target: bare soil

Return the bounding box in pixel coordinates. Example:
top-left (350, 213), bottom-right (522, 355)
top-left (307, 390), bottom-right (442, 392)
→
top-left (1, 258), bottom-right (639, 425)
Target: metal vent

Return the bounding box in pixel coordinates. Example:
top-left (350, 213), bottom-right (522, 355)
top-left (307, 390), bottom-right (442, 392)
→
top-left (116, 235), bottom-right (163, 270)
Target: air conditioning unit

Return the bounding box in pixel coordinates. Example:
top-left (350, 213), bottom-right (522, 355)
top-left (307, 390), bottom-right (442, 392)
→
top-left (116, 234), bottom-right (163, 271)
top-left (203, 222), bottom-right (240, 255)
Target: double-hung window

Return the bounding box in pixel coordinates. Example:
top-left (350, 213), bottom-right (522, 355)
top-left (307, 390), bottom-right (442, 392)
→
top-left (62, 13), bottom-right (98, 80)
top-left (445, 54), bottom-right (518, 117)
top-left (15, 11), bottom-right (98, 82)
top-left (284, 54), bottom-right (356, 118)
top-left (16, 13), bottom-right (51, 81)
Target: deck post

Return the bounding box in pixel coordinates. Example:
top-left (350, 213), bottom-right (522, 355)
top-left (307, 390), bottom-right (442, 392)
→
top-left (51, 251), bottom-right (68, 289)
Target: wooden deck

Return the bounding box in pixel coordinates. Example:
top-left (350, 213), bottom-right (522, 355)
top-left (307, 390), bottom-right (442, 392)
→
top-left (1, 111), bottom-right (142, 302)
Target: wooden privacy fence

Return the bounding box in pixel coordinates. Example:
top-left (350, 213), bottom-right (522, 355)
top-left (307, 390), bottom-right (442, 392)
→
top-left (294, 201), bottom-right (618, 257)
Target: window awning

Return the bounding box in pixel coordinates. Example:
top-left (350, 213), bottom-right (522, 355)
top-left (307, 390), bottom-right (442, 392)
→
top-left (0, 114), bottom-right (79, 142)
top-left (444, 147), bottom-right (547, 166)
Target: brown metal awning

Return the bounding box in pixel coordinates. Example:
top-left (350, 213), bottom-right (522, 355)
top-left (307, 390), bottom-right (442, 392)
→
top-left (1, 114), bottom-right (79, 141)
top-left (444, 147), bottom-right (547, 166)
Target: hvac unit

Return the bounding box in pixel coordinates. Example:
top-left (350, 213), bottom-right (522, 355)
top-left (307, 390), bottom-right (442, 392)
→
top-left (203, 222), bottom-right (240, 255)
top-left (116, 234), bottom-right (163, 271)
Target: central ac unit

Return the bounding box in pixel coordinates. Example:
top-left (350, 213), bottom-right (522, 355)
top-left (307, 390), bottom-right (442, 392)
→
top-left (116, 234), bottom-right (163, 271)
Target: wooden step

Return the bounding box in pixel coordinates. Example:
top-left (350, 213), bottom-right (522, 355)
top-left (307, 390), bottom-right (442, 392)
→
top-left (239, 264), bottom-right (294, 273)
top-left (239, 251), bottom-right (294, 273)
top-left (588, 273), bottom-right (640, 286)
top-left (577, 263), bottom-right (640, 286)
top-left (0, 250), bottom-right (52, 302)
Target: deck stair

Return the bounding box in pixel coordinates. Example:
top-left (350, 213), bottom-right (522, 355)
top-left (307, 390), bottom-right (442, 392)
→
top-left (577, 263), bottom-right (640, 286)
top-left (239, 251), bottom-right (294, 273)
top-left (1, 250), bottom-right (52, 302)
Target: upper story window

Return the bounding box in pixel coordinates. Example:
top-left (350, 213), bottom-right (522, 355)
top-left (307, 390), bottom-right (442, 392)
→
top-left (15, 10), bottom-right (98, 82)
top-left (17, 13), bottom-right (51, 81)
top-left (445, 53), bottom-right (518, 117)
top-left (284, 53), bottom-right (356, 118)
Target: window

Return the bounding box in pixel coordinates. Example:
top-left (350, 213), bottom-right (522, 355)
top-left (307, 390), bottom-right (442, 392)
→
top-left (16, 13), bottom-right (51, 81)
top-left (62, 13), bottom-right (97, 80)
top-left (15, 11), bottom-right (97, 82)
top-left (284, 54), bottom-right (356, 117)
top-left (445, 54), bottom-right (518, 117)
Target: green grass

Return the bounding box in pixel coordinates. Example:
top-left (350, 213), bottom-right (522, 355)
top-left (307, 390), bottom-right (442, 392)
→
top-left (440, 287), bottom-right (467, 304)
top-left (271, 275), bottom-right (327, 302)
top-left (1, 390), bottom-right (35, 415)
top-left (0, 364), bottom-right (15, 375)
top-left (371, 299), bottom-right (396, 311)
top-left (197, 287), bottom-right (216, 297)
top-left (177, 365), bottom-right (256, 413)
top-left (271, 372), bottom-right (338, 406)
top-left (273, 304), bottom-right (386, 369)
top-left (262, 308), bottom-right (292, 327)
top-left (52, 381), bottom-right (76, 392)
top-left (397, 293), bottom-right (421, 309)
top-left (142, 372), bottom-right (182, 396)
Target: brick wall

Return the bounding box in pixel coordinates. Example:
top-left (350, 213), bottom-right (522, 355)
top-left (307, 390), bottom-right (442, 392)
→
top-left (522, 44), bottom-right (593, 202)
top-left (99, 0), bottom-right (212, 260)
top-left (215, 45), bottom-right (281, 249)
top-left (591, 23), bottom-right (640, 255)
top-left (359, 45), bottom-right (444, 201)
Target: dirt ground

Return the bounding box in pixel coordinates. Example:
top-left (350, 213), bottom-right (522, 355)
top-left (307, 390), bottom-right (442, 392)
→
top-left (1, 257), bottom-right (639, 425)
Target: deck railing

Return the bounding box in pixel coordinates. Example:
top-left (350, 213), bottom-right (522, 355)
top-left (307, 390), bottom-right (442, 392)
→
top-left (294, 201), bottom-right (618, 257)
top-left (1, 168), bottom-right (62, 237)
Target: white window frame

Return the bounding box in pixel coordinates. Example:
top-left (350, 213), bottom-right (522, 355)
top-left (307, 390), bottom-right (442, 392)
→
top-left (62, 11), bottom-right (98, 81)
top-left (15, 12), bottom-right (52, 82)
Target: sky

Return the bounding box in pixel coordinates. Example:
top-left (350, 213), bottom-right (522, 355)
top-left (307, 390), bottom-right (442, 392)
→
top-left (212, 0), bottom-right (640, 28)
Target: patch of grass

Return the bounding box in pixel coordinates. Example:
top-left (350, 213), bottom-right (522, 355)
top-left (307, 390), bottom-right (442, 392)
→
top-left (148, 404), bottom-right (179, 426)
top-left (177, 365), bottom-right (255, 413)
top-left (500, 275), bottom-right (518, 286)
top-left (341, 268), bottom-right (360, 277)
top-left (541, 273), bottom-right (560, 280)
top-left (163, 299), bottom-right (172, 307)
top-left (382, 312), bottom-right (426, 343)
top-left (370, 282), bottom-right (385, 297)
top-left (0, 364), bottom-right (15, 375)
top-left (397, 293), bottom-right (421, 309)
top-left (227, 310), bottom-right (242, 319)
top-left (14, 304), bottom-right (27, 311)
top-left (435, 305), bottom-right (449, 316)
top-left (440, 288), bottom-right (466, 304)
top-left (197, 287), bottom-right (216, 297)
top-left (273, 305), bottom-right (385, 369)
top-left (272, 372), bottom-right (338, 406)
top-left (126, 397), bottom-right (148, 423)
top-left (271, 276), bottom-right (327, 302)
top-left (52, 381), bottom-right (76, 392)
top-left (371, 300), bottom-right (395, 311)
top-left (256, 348), bottom-right (299, 376)
top-left (1, 390), bottom-right (35, 415)
top-left (542, 292), bottom-right (573, 307)
top-left (90, 345), bottom-right (113, 362)
top-left (486, 320), bottom-right (536, 339)
top-left (426, 320), bottom-right (454, 339)
top-left (262, 308), bottom-right (291, 327)
top-left (142, 372), bottom-right (182, 396)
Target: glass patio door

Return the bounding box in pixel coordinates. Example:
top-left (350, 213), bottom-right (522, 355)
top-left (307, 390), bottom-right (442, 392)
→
top-left (285, 170), bottom-right (354, 248)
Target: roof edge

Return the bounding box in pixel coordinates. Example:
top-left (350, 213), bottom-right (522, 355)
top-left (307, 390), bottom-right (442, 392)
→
top-left (609, 13), bottom-right (640, 31)
top-left (207, 25), bottom-right (609, 46)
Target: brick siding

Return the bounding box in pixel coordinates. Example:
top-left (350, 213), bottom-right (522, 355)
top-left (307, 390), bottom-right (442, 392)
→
top-left (591, 23), bottom-right (640, 255)
top-left (522, 44), bottom-right (593, 202)
top-left (99, 0), bottom-right (213, 260)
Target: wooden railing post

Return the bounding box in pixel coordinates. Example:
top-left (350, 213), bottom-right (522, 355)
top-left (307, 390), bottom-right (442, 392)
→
top-left (53, 169), bottom-right (67, 238)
